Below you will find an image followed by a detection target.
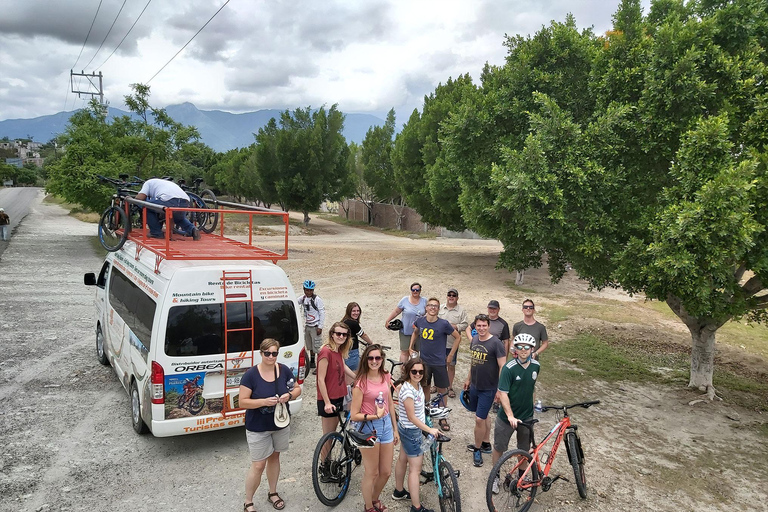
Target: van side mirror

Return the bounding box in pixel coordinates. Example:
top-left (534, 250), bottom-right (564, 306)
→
top-left (84, 273), bottom-right (97, 286)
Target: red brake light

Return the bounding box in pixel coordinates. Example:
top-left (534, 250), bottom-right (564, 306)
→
top-left (151, 361), bottom-right (165, 404)
top-left (297, 348), bottom-right (307, 385)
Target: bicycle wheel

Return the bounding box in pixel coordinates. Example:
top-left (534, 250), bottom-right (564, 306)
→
top-left (199, 189), bottom-right (218, 233)
top-left (438, 459), bottom-right (461, 512)
top-left (566, 431), bottom-right (587, 499)
top-left (486, 449), bottom-right (538, 512)
top-left (312, 431), bottom-right (352, 506)
top-left (98, 206), bottom-right (129, 251)
top-left (189, 394), bottom-right (205, 414)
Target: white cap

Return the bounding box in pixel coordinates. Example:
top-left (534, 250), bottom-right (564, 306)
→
top-left (0, 208), bottom-right (4, 212)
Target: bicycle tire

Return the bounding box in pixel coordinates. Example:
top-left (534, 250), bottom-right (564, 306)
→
top-left (312, 431), bottom-right (352, 506)
top-left (566, 431), bottom-right (587, 499)
top-left (199, 189), bottom-right (218, 233)
top-left (486, 449), bottom-right (538, 512)
top-left (98, 206), bottom-right (129, 251)
top-left (438, 458), bottom-right (461, 512)
top-left (189, 394), bottom-right (205, 414)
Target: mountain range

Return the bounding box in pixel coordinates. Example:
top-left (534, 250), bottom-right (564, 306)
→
top-left (0, 103), bottom-right (385, 153)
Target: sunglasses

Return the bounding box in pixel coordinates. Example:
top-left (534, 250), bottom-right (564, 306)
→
top-left (447, 293), bottom-right (457, 297)
top-left (515, 345), bottom-right (532, 351)
top-left (410, 369), bottom-right (424, 375)
top-left (332, 331), bottom-right (349, 337)
top-left (368, 356), bottom-right (383, 362)
top-left (426, 304), bottom-right (439, 308)
top-left (411, 288), bottom-right (421, 292)
top-left (262, 351), bottom-right (279, 357)
top-left (523, 305), bottom-right (535, 310)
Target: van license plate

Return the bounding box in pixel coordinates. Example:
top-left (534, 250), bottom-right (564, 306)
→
top-left (226, 375), bottom-right (242, 387)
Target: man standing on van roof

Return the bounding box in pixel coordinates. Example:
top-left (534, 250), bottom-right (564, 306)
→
top-left (0, 208), bottom-right (10, 241)
top-left (135, 178), bottom-right (200, 240)
top-left (298, 280), bottom-right (325, 372)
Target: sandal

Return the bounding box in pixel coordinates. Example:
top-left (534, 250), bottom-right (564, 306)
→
top-left (267, 492), bottom-right (285, 510)
top-left (373, 499), bottom-right (388, 512)
top-left (438, 418), bottom-right (450, 431)
top-left (243, 503), bottom-right (255, 512)
top-left (448, 388), bottom-right (456, 398)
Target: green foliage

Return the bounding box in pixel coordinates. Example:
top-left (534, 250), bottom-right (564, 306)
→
top-left (361, 108), bottom-right (399, 202)
top-left (253, 106), bottom-right (352, 216)
top-left (46, 84), bottom-right (209, 211)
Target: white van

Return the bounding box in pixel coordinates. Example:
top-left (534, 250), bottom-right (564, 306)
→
top-left (84, 240), bottom-right (307, 437)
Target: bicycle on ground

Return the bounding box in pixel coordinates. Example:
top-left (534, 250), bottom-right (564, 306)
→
top-left (421, 396), bottom-right (461, 512)
top-left (486, 400), bottom-right (600, 512)
top-left (311, 408), bottom-right (366, 506)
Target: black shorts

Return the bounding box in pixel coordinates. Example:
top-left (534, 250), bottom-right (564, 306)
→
top-left (424, 364), bottom-right (450, 389)
top-left (317, 397), bottom-right (344, 418)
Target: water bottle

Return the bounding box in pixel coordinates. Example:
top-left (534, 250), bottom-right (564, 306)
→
top-left (286, 378), bottom-right (295, 392)
top-left (534, 399), bottom-right (543, 413)
top-left (421, 433), bottom-right (435, 452)
top-left (375, 391), bottom-right (385, 408)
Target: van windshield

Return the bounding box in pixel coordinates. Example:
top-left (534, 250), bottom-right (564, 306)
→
top-left (164, 300), bottom-right (299, 356)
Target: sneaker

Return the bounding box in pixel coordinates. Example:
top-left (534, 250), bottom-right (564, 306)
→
top-left (191, 227), bottom-right (200, 240)
top-left (492, 475), bottom-right (500, 494)
top-left (480, 441), bottom-right (493, 454)
top-left (392, 488), bottom-right (411, 501)
top-left (466, 444), bottom-right (478, 452)
top-left (473, 449), bottom-right (483, 467)
top-left (410, 505), bottom-right (435, 512)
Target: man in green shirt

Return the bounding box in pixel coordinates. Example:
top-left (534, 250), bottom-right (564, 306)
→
top-left (491, 333), bottom-right (541, 493)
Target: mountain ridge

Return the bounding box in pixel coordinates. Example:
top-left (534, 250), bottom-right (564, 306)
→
top-left (0, 104), bottom-right (385, 152)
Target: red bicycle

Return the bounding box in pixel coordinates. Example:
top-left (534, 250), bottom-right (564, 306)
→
top-left (486, 400), bottom-right (599, 512)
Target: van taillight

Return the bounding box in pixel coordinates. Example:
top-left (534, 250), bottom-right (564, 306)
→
top-left (297, 348), bottom-right (307, 385)
top-left (151, 361), bottom-right (164, 404)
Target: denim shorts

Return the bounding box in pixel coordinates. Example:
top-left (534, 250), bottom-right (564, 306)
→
top-left (355, 415), bottom-right (395, 444)
top-left (469, 386), bottom-right (495, 420)
top-left (398, 425), bottom-right (424, 457)
top-left (344, 348), bottom-right (360, 371)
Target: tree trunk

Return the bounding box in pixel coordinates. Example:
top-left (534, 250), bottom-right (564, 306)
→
top-left (665, 294), bottom-right (723, 399)
top-left (515, 270), bottom-right (525, 285)
top-left (303, 210), bottom-right (310, 226)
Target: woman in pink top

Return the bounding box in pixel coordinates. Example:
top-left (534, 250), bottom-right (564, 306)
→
top-left (351, 344), bottom-right (399, 512)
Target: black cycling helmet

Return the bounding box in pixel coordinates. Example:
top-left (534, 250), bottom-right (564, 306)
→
top-left (459, 389), bottom-right (472, 412)
top-left (387, 319), bottom-right (404, 331)
top-left (348, 429), bottom-right (377, 449)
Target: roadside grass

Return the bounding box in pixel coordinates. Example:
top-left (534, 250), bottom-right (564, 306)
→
top-left (545, 333), bottom-right (768, 415)
top-left (503, 280), bottom-right (537, 295)
top-left (44, 194), bottom-right (100, 222)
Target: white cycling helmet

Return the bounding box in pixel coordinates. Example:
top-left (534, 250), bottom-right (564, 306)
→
top-left (513, 333), bottom-right (536, 349)
top-left (428, 406), bottom-right (451, 420)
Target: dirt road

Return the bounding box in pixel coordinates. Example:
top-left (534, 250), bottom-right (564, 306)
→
top-left (1, 196), bottom-right (766, 512)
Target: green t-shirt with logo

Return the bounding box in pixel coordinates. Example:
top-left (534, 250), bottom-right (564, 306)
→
top-left (497, 358), bottom-right (540, 424)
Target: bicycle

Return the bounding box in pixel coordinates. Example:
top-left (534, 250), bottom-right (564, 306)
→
top-left (180, 177), bottom-right (218, 233)
top-left (420, 400), bottom-right (461, 512)
top-left (486, 400), bottom-right (600, 512)
top-left (311, 409), bottom-right (364, 506)
top-left (97, 175), bottom-right (143, 251)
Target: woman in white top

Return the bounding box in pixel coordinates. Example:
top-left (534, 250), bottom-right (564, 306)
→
top-left (392, 357), bottom-right (441, 512)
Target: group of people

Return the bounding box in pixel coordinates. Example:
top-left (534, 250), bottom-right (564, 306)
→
top-left (236, 280), bottom-right (550, 512)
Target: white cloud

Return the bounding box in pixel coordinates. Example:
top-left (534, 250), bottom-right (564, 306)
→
top-left (0, 0), bottom-right (650, 122)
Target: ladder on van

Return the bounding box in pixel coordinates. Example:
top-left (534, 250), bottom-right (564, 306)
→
top-left (221, 269), bottom-right (255, 417)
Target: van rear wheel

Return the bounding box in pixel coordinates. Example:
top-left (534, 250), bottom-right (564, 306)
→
top-left (131, 381), bottom-right (149, 435)
top-left (96, 326), bottom-right (109, 366)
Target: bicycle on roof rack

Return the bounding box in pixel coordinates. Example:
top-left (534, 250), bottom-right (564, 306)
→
top-left (486, 400), bottom-right (600, 512)
top-left (179, 177), bottom-right (218, 233)
top-left (96, 174), bottom-right (145, 251)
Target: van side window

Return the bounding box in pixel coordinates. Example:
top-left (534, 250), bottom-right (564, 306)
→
top-left (96, 261), bottom-right (110, 288)
top-left (108, 268), bottom-right (157, 351)
top-left (165, 300), bottom-right (299, 356)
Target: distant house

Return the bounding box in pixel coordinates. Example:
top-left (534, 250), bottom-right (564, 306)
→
top-left (5, 157), bottom-right (22, 168)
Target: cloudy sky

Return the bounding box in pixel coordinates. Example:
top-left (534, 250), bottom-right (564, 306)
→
top-left (0, 0), bottom-right (650, 122)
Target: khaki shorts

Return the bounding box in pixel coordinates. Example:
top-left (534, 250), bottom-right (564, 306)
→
top-left (304, 326), bottom-right (323, 353)
top-left (246, 427), bottom-right (290, 461)
top-left (400, 331), bottom-right (418, 352)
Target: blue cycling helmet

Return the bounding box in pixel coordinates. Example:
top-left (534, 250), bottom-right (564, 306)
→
top-left (459, 389), bottom-right (472, 411)
top-left (303, 280), bottom-right (316, 290)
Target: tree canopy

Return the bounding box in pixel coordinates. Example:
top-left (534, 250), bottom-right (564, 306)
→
top-left (429, 0), bottom-right (768, 395)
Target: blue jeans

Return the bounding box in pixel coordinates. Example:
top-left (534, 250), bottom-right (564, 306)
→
top-left (146, 197), bottom-right (195, 237)
top-left (344, 348), bottom-right (360, 371)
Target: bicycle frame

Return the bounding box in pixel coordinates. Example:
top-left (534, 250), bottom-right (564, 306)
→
top-left (424, 415), bottom-right (453, 497)
top-left (517, 414), bottom-right (572, 489)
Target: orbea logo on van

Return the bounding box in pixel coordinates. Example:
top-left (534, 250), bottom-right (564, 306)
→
top-left (173, 363), bottom-right (224, 372)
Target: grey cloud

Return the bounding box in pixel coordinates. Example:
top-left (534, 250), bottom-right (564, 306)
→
top-left (225, 56), bottom-right (320, 90)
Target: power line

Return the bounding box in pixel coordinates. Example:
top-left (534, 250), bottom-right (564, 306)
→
top-left (66, 0), bottom-right (104, 113)
top-left (147, 0), bottom-right (230, 84)
top-left (96, 0), bottom-right (153, 70)
top-left (82, 0), bottom-right (129, 71)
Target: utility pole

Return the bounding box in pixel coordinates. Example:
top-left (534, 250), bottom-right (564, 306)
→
top-left (70, 70), bottom-right (104, 105)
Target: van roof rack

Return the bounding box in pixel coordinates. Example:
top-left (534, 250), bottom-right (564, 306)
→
top-left (122, 197), bottom-right (289, 273)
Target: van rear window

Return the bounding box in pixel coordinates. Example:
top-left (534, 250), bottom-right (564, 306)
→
top-left (164, 301), bottom-right (299, 356)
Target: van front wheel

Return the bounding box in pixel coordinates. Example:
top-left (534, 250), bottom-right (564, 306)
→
top-left (96, 326), bottom-right (109, 366)
top-left (131, 381), bottom-right (149, 435)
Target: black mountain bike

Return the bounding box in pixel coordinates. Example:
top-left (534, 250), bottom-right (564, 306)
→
top-left (181, 177), bottom-right (218, 233)
top-left (97, 175), bottom-right (143, 251)
top-left (312, 409), bottom-right (363, 506)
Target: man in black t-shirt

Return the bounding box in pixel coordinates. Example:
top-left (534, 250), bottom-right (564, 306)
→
top-left (510, 298), bottom-right (549, 360)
